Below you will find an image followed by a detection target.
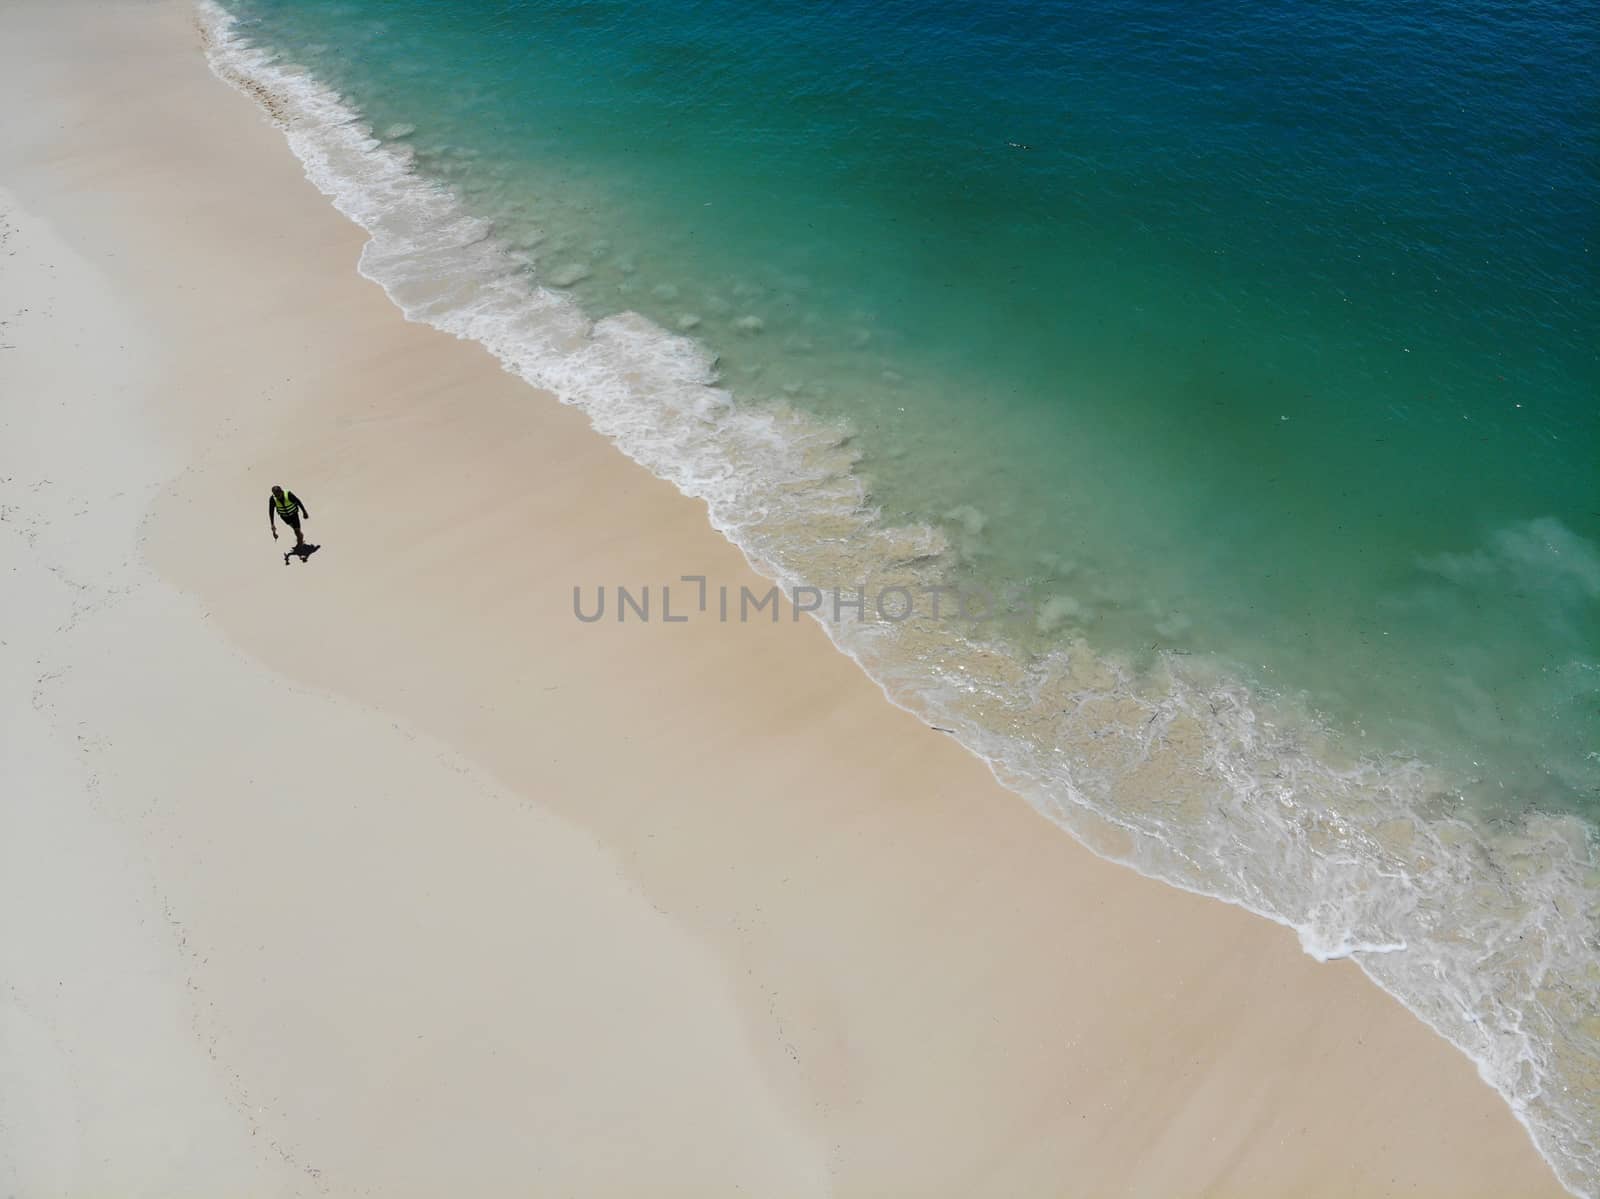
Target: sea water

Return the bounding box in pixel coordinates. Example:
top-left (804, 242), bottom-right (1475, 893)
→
top-left (201, 0), bottom-right (1599, 1189)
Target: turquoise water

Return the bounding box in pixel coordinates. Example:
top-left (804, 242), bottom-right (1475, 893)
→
top-left (225, 0), bottom-right (1596, 805)
top-left (205, 0), bottom-right (1599, 1188)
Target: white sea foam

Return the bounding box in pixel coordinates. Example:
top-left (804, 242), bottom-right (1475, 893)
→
top-left (200, 5), bottom-right (1599, 1192)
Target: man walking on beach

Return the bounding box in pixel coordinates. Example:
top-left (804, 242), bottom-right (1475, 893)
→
top-left (269, 484), bottom-right (310, 548)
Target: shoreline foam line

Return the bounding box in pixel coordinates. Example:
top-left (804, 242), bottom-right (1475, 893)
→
top-left (196, 4), bottom-right (1598, 1192)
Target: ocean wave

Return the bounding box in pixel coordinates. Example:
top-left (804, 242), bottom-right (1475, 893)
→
top-left (198, 4), bottom-right (1599, 1191)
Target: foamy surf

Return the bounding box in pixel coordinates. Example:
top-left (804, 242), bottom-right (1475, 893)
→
top-left (198, 3), bottom-right (1599, 1191)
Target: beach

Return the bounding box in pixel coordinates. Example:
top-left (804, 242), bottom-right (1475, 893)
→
top-left (0, 0), bottom-right (1579, 1195)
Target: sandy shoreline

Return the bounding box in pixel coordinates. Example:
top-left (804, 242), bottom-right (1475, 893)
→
top-left (0, 0), bottom-right (1573, 1195)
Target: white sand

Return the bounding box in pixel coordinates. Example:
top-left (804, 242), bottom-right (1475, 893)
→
top-left (0, 1), bottom-right (1571, 1195)
top-left (0, 186), bottom-right (822, 1196)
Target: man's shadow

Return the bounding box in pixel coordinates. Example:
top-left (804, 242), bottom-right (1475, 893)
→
top-left (283, 543), bottom-right (322, 566)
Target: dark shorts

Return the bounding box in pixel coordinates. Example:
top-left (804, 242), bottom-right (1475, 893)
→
top-left (281, 511), bottom-right (301, 532)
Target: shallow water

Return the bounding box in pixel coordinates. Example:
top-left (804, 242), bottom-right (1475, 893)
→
top-left (205, 0), bottom-right (1599, 1189)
